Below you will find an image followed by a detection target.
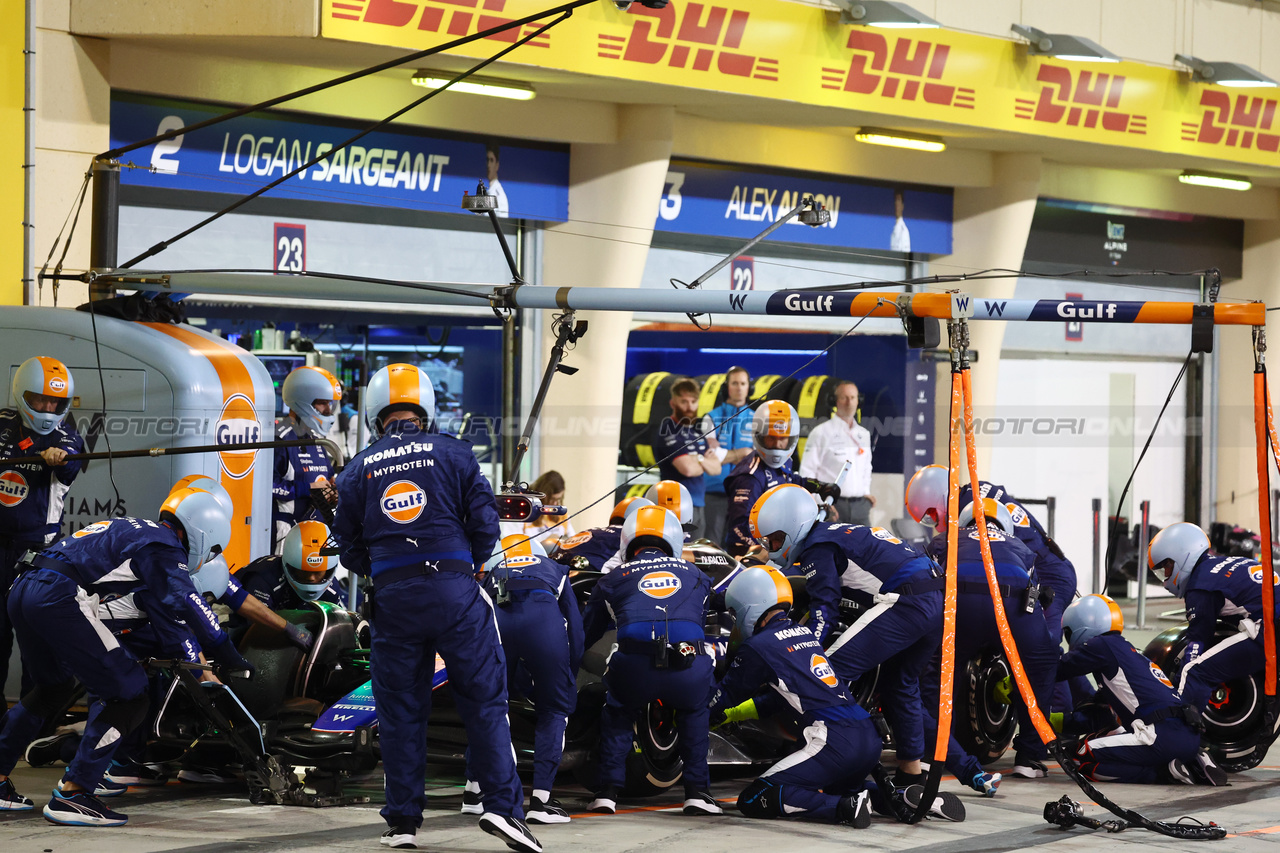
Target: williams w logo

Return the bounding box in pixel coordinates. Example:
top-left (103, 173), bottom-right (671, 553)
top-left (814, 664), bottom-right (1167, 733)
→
top-left (727, 292), bottom-right (747, 310)
top-left (598, 2), bottom-right (778, 82)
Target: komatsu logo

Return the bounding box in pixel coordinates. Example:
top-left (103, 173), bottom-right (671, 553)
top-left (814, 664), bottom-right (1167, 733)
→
top-left (0, 471), bottom-right (29, 507)
top-left (381, 480), bottom-right (426, 523)
top-left (217, 394), bottom-right (261, 480)
top-left (639, 571), bottom-right (682, 598)
top-left (783, 293), bottom-right (835, 313)
top-left (1056, 302), bottom-right (1117, 320)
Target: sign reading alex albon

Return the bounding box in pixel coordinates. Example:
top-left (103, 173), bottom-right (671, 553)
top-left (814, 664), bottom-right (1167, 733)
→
top-left (323, 0), bottom-right (1280, 171)
top-left (657, 158), bottom-right (951, 253)
top-left (110, 91), bottom-right (570, 221)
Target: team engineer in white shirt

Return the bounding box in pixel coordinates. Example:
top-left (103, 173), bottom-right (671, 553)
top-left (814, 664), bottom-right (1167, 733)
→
top-left (798, 381), bottom-right (875, 526)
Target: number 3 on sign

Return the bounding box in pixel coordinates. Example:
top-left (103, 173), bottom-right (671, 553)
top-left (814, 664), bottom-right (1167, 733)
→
top-left (274, 223), bottom-right (306, 273)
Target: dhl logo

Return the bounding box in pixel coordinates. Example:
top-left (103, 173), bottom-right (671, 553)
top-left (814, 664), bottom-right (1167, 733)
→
top-left (1182, 90), bottom-right (1280, 152)
top-left (333, 0), bottom-right (551, 48)
top-left (1014, 66), bottom-right (1146, 135)
top-left (821, 33), bottom-right (974, 109)
top-left (598, 2), bottom-right (778, 82)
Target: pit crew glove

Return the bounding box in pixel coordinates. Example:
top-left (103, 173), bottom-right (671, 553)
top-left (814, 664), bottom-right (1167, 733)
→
top-left (713, 699), bottom-right (759, 729)
top-left (804, 479), bottom-right (841, 503)
top-left (283, 622), bottom-right (314, 652)
top-left (209, 638), bottom-right (256, 678)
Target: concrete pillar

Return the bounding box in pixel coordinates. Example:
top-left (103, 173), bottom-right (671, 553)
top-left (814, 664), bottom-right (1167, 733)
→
top-left (931, 153), bottom-right (1042, 478)
top-left (1214, 219), bottom-right (1280, 530)
top-left (537, 105), bottom-right (673, 528)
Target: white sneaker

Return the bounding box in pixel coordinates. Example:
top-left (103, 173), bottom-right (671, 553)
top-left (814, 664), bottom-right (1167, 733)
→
top-left (589, 787), bottom-right (617, 814)
top-left (479, 813), bottom-right (543, 853)
top-left (526, 795), bottom-right (571, 824)
top-left (461, 782), bottom-right (484, 815)
top-left (380, 825), bottom-right (417, 848)
top-left (681, 791), bottom-right (723, 816)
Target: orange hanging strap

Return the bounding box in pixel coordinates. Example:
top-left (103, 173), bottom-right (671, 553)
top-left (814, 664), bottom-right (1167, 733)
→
top-left (1253, 368), bottom-right (1277, 697)
top-left (933, 370), bottom-right (964, 762)
top-left (960, 368), bottom-right (1056, 745)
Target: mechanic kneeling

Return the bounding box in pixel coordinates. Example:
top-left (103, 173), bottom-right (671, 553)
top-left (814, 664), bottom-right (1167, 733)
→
top-left (582, 504), bottom-right (720, 816)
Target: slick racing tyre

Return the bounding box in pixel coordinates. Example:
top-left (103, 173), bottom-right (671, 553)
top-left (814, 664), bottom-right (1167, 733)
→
top-left (1143, 625), bottom-right (1270, 773)
top-left (953, 651), bottom-right (1016, 765)
top-left (624, 701), bottom-right (683, 796)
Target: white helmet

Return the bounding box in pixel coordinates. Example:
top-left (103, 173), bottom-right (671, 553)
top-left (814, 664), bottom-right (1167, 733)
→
top-left (620, 505), bottom-right (684, 560)
top-left (282, 366), bottom-right (342, 436)
top-left (484, 533), bottom-right (549, 574)
top-left (364, 363), bottom-right (436, 438)
top-left (160, 488), bottom-right (232, 574)
top-left (1148, 522), bottom-right (1211, 598)
top-left (1061, 594), bottom-right (1123, 651)
top-left (282, 520), bottom-right (338, 602)
top-left (750, 483), bottom-right (821, 566)
top-left (11, 356), bottom-right (74, 435)
top-left (191, 554), bottom-right (231, 599)
top-left (752, 400), bottom-right (800, 469)
top-left (958, 497), bottom-right (1016, 536)
top-left (645, 481), bottom-right (693, 527)
top-left (609, 495), bottom-right (653, 526)
top-left (905, 464), bottom-right (949, 526)
top-left (171, 474), bottom-right (233, 519)
top-left (724, 565), bottom-right (794, 638)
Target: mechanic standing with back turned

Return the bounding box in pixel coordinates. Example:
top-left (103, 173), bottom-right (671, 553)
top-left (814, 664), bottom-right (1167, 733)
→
top-left (333, 363), bottom-right (540, 853)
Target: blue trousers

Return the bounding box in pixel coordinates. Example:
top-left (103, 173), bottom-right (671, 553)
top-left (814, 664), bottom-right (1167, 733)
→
top-left (1073, 718), bottom-right (1200, 783)
top-left (0, 538), bottom-right (41, 700)
top-left (494, 595), bottom-right (576, 792)
top-left (370, 572), bottom-right (522, 827)
top-left (1178, 628), bottom-right (1265, 714)
top-left (598, 651), bottom-right (713, 791)
top-left (0, 570), bottom-right (148, 788)
top-left (755, 716), bottom-right (882, 821)
top-left (825, 589), bottom-right (942, 762)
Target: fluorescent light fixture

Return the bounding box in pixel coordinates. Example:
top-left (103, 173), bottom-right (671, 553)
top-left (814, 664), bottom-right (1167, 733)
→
top-left (854, 127), bottom-right (946, 152)
top-left (410, 70), bottom-right (536, 100)
top-left (1174, 54), bottom-right (1277, 88)
top-left (835, 0), bottom-right (939, 28)
top-left (1178, 170), bottom-right (1252, 191)
top-left (1011, 24), bottom-right (1119, 62)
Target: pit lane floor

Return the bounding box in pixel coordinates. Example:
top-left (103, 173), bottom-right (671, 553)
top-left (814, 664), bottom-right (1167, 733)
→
top-left (3, 756), bottom-right (1279, 853)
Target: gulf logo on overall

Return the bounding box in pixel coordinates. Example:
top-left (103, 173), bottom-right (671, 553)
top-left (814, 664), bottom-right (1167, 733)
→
top-left (639, 571), bottom-right (682, 598)
top-left (73, 520), bottom-right (113, 538)
top-left (381, 480), bottom-right (426, 523)
top-left (1149, 661), bottom-right (1174, 689)
top-left (1248, 564), bottom-right (1280, 586)
top-left (216, 394), bottom-right (261, 480)
top-left (0, 471), bottom-right (29, 507)
top-left (810, 653), bottom-right (838, 686)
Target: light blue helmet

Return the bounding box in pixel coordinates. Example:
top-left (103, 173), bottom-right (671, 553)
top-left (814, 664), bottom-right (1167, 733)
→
top-left (160, 488), bottom-right (232, 574)
top-left (282, 520), bottom-right (338, 601)
top-left (11, 356), bottom-right (74, 435)
top-left (171, 475), bottom-right (233, 519)
top-left (483, 533), bottom-right (548, 574)
top-left (958, 497), bottom-right (1016, 536)
top-left (282, 366), bottom-right (342, 436)
top-left (621, 505), bottom-right (684, 560)
top-left (1061, 594), bottom-right (1124, 650)
top-left (1148, 522), bottom-right (1211, 598)
top-left (724, 566), bottom-right (794, 638)
top-left (749, 483), bottom-right (821, 566)
top-left (191, 554), bottom-right (231, 599)
top-left (364, 363), bottom-right (436, 438)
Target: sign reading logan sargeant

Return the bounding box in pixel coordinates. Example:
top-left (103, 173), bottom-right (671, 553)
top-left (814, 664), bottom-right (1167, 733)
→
top-left (655, 158), bottom-right (952, 253)
top-left (110, 91), bottom-right (570, 221)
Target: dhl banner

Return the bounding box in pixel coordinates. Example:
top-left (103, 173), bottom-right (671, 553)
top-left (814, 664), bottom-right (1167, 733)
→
top-left (324, 0), bottom-right (1280, 169)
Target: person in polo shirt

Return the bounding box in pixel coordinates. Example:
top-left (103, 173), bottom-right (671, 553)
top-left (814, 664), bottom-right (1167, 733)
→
top-left (653, 377), bottom-right (720, 539)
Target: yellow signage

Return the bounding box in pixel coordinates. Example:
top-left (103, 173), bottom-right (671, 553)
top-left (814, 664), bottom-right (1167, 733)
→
top-left (323, 0), bottom-right (1280, 169)
top-left (0, 0), bottom-right (24, 305)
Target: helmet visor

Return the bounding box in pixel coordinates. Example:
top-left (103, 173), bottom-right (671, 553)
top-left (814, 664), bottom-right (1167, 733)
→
top-left (22, 391), bottom-right (70, 416)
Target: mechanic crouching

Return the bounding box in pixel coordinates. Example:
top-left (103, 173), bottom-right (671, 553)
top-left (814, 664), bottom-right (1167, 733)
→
top-left (333, 364), bottom-right (539, 853)
top-left (582, 505), bottom-right (721, 816)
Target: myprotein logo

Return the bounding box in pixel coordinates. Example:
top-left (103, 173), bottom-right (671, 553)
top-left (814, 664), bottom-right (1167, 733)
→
top-left (0, 471), bottom-right (29, 507)
top-left (1149, 661), bottom-right (1173, 689)
top-left (599, 2), bottom-right (777, 82)
top-left (1182, 90), bottom-right (1280, 152)
top-left (638, 570), bottom-right (682, 599)
top-left (810, 653), bottom-right (838, 687)
top-left (334, 0), bottom-right (552, 48)
top-left (381, 480), bottom-right (427, 524)
top-left (1014, 66), bottom-right (1146, 135)
top-left (822, 32), bottom-right (973, 110)
top-left (216, 394), bottom-right (261, 480)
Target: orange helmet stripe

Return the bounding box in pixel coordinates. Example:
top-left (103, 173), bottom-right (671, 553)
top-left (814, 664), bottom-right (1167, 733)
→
top-left (633, 505), bottom-right (671, 539)
top-left (387, 363), bottom-right (420, 407)
top-left (160, 487), bottom-right (201, 516)
top-left (763, 565), bottom-right (794, 606)
top-left (1103, 595), bottom-right (1124, 633)
top-left (499, 533), bottom-right (535, 558)
top-left (652, 481), bottom-right (682, 514)
top-left (610, 496), bottom-right (639, 524)
top-left (763, 400), bottom-right (792, 436)
top-left (311, 366), bottom-right (342, 400)
top-left (749, 483), bottom-right (807, 538)
top-left (36, 357), bottom-right (71, 398)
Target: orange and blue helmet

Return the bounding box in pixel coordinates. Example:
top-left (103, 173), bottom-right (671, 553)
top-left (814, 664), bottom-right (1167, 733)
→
top-left (609, 496), bottom-right (653, 526)
top-left (621, 505), bottom-right (684, 560)
top-left (11, 356), bottom-right (74, 435)
top-left (645, 480), bottom-right (693, 527)
top-left (282, 520), bottom-right (338, 601)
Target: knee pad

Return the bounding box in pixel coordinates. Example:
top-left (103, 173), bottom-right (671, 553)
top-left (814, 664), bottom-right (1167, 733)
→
top-left (20, 679), bottom-right (78, 718)
top-left (737, 777), bottom-right (782, 819)
top-left (97, 693), bottom-right (150, 736)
